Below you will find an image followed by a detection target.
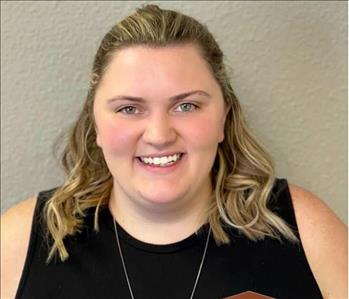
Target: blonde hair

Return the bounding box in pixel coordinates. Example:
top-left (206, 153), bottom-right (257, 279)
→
top-left (43, 4), bottom-right (298, 263)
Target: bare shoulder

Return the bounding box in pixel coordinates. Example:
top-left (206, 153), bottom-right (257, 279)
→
top-left (288, 184), bottom-right (348, 299)
top-left (1, 196), bottom-right (38, 299)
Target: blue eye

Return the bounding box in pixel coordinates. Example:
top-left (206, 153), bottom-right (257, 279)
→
top-left (117, 106), bottom-right (138, 114)
top-left (177, 103), bottom-right (198, 112)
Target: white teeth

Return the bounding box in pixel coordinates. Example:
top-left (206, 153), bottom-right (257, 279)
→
top-left (139, 153), bottom-right (182, 166)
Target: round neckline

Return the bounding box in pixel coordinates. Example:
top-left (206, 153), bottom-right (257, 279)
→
top-left (99, 206), bottom-right (211, 254)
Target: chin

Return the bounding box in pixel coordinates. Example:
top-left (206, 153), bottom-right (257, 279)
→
top-left (138, 190), bottom-right (186, 205)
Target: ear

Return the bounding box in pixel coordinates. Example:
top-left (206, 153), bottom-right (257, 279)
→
top-left (219, 102), bottom-right (231, 143)
top-left (95, 126), bottom-right (101, 148)
top-left (96, 135), bottom-right (101, 148)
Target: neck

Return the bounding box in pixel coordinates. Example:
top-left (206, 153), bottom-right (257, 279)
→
top-left (108, 184), bottom-right (212, 245)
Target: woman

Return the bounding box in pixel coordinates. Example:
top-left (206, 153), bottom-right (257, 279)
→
top-left (2, 4), bottom-right (347, 299)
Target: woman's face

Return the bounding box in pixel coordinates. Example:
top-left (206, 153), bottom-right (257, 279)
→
top-left (93, 44), bottom-right (229, 208)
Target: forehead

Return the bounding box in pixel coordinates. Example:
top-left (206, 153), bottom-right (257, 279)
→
top-left (97, 44), bottom-right (219, 95)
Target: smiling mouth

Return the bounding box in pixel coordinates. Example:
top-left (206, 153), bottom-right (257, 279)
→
top-left (136, 153), bottom-right (184, 167)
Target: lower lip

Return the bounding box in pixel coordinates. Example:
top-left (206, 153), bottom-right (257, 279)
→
top-left (135, 154), bottom-right (186, 174)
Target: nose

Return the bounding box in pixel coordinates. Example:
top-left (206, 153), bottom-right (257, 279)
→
top-left (142, 113), bottom-right (177, 147)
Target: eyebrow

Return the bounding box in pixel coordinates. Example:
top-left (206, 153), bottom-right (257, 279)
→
top-left (106, 90), bottom-right (211, 104)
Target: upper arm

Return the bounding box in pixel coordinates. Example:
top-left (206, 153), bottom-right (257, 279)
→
top-left (289, 184), bottom-right (348, 299)
top-left (1, 197), bottom-right (37, 299)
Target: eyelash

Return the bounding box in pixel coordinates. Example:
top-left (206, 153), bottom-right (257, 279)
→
top-left (116, 103), bottom-right (199, 115)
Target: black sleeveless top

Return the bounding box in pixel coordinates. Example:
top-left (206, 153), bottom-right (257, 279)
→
top-left (15, 179), bottom-right (323, 299)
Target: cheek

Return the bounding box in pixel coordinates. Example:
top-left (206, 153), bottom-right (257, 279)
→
top-left (97, 121), bottom-right (136, 153)
top-left (182, 116), bottom-right (222, 147)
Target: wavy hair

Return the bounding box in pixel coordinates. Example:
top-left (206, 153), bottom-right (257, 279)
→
top-left (43, 4), bottom-right (299, 263)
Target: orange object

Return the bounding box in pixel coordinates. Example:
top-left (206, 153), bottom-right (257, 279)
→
top-left (222, 290), bottom-right (275, 299)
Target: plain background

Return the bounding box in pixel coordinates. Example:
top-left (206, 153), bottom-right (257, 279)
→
top-left (1, 1), bottom-right (347, 224)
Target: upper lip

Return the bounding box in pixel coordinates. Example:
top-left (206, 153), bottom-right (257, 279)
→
top-left (136, 152), bottom-right (184, 158)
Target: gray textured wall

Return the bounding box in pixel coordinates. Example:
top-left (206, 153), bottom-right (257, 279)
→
top-left (1, 1), bottom-right (347, 223)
